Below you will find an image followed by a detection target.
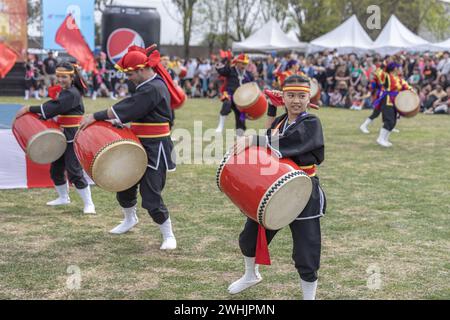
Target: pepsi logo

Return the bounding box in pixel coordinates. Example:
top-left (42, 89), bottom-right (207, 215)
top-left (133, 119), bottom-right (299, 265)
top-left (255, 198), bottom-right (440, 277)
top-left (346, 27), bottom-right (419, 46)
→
top-left (107, 28), bottom-right (145, 64)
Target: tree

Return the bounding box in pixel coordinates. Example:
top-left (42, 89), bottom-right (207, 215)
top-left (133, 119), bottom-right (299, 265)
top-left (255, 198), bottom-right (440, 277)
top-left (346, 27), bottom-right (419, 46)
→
top-left (230, 0), bottom-right (261, 41)
top-left (260, 0), bottom-right (290, 30)
top-left (289, 0), bottom-right (343, 42)
top-left (167, 0), bottom-right (199, 58)
top-left (95, 0), bottom-right (115, 13)
top-left (27, 0), bottom-right (42, 35)
top-left (94, 0), bottom-right (115, 47)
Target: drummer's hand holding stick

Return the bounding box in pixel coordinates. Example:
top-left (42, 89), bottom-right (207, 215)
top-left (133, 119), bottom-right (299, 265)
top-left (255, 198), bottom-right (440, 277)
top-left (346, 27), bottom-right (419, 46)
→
top-left (80, 114), bottom-right (96, 131)
top-left (232, 135), bottom-right (253, 155)
top-left (15, 106), bottom-right (30, 119)
top-left (81, 108), bottom-right (119, 130)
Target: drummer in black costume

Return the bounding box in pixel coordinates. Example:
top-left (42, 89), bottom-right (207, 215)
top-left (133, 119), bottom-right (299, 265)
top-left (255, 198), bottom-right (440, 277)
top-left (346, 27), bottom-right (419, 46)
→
top-left (230, 75), bottom-right (326, 300)
top-left (16, 62), bottom-right (96, 214)
top-left (215, 53), bottom-right (254, 135)
top-left (80, 46), bottom-right (177, 250)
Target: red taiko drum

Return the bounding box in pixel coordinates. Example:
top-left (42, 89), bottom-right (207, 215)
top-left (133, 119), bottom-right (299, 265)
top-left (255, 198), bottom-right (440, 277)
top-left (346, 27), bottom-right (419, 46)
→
top-left (233, 82), bottom-right (268, 120)
top-left (74, 121), bottom-right (148, 192)
top-left (310, 78), bottom-right (321, 104)
top-left (217, 146), bottom-right (312, 230)
top-left (12, 112), bottom-right (67, 164)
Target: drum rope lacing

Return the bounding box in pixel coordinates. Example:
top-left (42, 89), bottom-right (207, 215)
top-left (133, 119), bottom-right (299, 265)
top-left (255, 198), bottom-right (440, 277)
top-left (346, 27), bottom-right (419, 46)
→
top-left (216, 151), bottom-right (232, 191)
top-left (257, 170), bottom-right (308, 226)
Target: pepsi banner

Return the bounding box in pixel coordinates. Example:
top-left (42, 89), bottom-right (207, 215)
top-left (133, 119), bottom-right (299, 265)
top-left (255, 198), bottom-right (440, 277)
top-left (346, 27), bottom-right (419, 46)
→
top-left (43, 0), bottom-right (95, 51)
top-left (102, 6), bottom-right (161, 65)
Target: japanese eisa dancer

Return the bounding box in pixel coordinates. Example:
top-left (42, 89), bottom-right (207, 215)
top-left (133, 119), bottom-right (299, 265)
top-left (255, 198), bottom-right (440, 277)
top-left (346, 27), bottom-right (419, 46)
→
top-left (15, 62), bottom-right (96, 214)
top-left (229, 75), bottom-right (326, 300)
top-left (80, 46), bottom-right (177, 250)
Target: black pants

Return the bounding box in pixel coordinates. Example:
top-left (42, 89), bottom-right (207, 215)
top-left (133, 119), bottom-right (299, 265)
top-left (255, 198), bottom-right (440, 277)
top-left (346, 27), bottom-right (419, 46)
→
top-left (369, 107), bottom-right (381, 120)
top-left (381, 103), bottom-right (397, 131)
top-left (220, 99), bottom-right (246, 131)
top-left (116, 163), bottom-right (169, 225)
top-left (50, 143), bottom-right (88, 189)
top-left (239, 217), bottom-right (321, 282)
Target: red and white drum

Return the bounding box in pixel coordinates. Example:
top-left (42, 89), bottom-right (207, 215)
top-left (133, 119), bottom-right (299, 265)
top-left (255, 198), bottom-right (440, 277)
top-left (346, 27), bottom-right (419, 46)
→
top-left (233, 82), bottom-right (268, 120)
top-left (74, 121), bottom-right (148, 192)
top-left (310, 78), bottom-right (321, 104)
top-left (395, 90), bottom-right (420, 118)
top-left (12, 112), bottom-right (67, 164)
top-left (217, 146), bottom-right (312, 230)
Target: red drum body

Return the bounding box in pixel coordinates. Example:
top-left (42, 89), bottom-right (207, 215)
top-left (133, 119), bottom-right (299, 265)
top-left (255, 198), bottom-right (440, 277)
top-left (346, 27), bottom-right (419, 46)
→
top-left (233, 82), bottom-right (268, 120)
top-left (12, 112), bottom-right (66, 164)
top-left (310, 78), bottom-right (321, 104)
top-left (217, 146), bottom-right (312, 230)
top-left (74, 121), bottom-right (148, 192)
top-left (395, 90), bottom-right (420, 118)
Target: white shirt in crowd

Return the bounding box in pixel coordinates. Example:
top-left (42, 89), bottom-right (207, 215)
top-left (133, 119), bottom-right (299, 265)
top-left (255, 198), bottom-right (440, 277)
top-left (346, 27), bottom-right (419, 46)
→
top-left (197, 62), bottom-right (212, 79)
top-left (186, 59), bottom-right (198, 79)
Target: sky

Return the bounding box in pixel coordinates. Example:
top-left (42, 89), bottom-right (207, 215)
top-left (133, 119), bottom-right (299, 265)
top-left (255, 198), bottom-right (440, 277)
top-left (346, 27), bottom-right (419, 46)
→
top-left (112, 0), bottom-right (203, 45)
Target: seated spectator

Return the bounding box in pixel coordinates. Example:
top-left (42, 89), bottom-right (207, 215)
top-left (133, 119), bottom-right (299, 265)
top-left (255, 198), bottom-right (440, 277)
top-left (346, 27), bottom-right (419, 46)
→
top-left (424, 86), bottom-right (450, 114)
top-left (408, 68), bottom-right (422, 86)
top-left (422, 59), bottom-right (437, 86)
top-left (328, 87), bottom-right (342, 107)
top-left (435, 74), bottom-right (448, 90)
top-left (207, 81), bottom-right (218, 99)
top-left (115, 79), bottom-right (129, 98)
top-left (423, 84), bottom-right (447, 112)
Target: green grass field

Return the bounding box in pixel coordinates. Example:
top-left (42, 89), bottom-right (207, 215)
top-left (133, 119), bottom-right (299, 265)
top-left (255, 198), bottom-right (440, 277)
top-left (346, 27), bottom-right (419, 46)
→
top-left (0, 96), bottom-right (449, 300)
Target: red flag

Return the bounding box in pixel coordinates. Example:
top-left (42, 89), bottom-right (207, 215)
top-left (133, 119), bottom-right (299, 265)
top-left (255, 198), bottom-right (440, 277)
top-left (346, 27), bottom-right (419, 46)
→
top-left (55, 14), bottom-right (96, 72)
top-left (0, 42), bottom-right (17, 79)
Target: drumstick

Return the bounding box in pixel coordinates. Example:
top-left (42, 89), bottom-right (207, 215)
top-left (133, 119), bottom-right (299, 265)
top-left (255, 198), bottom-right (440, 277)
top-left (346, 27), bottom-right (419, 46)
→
top-left (145, 44), bottom-right (158, 55)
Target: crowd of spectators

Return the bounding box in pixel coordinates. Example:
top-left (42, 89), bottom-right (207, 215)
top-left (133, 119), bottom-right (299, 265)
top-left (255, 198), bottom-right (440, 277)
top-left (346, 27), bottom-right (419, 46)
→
top-left (24, 49), bottom-right (450, 115)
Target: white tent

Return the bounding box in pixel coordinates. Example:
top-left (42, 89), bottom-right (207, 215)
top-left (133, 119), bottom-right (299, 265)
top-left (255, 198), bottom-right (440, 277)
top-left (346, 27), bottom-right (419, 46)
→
top-left (428, 38), bottom-right (450, 52)
top-left (232, 19), bottom-right (309, 52)
top-left (309, 15), bottom-right (374, 55)
top-left (372, 15), bottom-right (430, 55)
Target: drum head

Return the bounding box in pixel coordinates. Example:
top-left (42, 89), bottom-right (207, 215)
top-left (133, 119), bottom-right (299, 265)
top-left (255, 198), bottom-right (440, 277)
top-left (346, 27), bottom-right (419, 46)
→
top-left (92, 140), bottom-right (148, 192)
top-left (310, 79), bottom-right (319, 97)
top-left (395, 91), bottom-right (420, 113)
top-left (259, 171), bottom-right (312, 230)
top-left (233, 82), bottom-right (260, 108)
top-left (27, 130), bottom-right (67, 164)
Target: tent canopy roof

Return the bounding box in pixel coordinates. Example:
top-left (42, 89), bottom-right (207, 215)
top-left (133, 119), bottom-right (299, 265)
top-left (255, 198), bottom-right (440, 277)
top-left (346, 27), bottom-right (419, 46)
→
top-left (309, 15), bottom-right (374, 54)
top-left (232, 19), bottom-right (308, 52)
top-left (373, 15), bottom-right (430, 54)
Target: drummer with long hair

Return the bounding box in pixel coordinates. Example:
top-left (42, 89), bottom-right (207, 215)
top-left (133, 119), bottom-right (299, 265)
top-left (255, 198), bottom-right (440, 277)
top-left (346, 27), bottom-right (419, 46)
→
top-left (230, 74), bottom-right (326, 300)
top-left (15, 62), bottom-right (96, 214)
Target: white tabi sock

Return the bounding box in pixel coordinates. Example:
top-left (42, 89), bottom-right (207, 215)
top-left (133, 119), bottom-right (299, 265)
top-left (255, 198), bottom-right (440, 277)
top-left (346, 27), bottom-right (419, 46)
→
top-left (301, 279), bottom-right (318, 300)
top-left (159, 217), bottom-right (176, 250)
